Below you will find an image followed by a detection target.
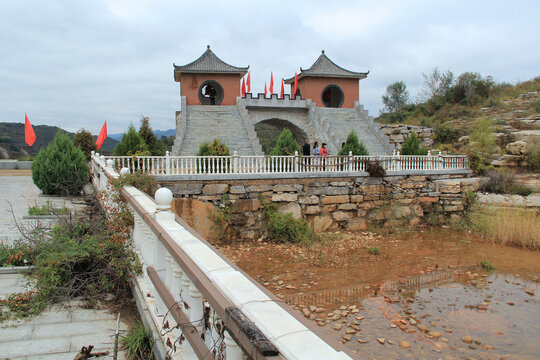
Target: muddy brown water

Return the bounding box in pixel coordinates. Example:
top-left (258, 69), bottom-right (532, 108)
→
top-left (218, 228), bottom-right (540, 359)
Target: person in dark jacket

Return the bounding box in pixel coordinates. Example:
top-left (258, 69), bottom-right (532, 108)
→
top-left (302, 139), bottom-right (311, 169)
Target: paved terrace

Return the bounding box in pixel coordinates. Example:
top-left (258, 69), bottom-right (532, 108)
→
top-left (0, 171), bottom-right (129, 359)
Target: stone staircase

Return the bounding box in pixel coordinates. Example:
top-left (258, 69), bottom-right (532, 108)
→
top-left (177, 106), bottom-right (258, 156)
top-left (314, 107), bottom-right (391, 155)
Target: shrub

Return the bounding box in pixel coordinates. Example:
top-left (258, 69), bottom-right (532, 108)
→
top-left (114, 124), bottom-right (150, 156)
top-left (111, 172), bottom-right (158, 197)
top-left (32, 131), bottom-right (89, 196)
top-left (338, 131), bottom-right (369, 156)
top-left (73, 129), bottom-right (96, 161)
top-left (197, 139), bottom-right (230, 156)
top-left (400, 132), bottom-right (427, 155)
top-left (470, 118), bottom-right (495, 154)
top-left (197, 139), bottom-right (231, 173)
top-left (526, 145), bottom-right (540, 173)
top-left (481, 169), bottom-right (533, 196)
top-left (434, 124), bottom-right (458, 144)
top-left (365, 160), bottom-right (386, 177)
top-left (261, 202), bottom-right (317, 244)
top-left (120, 321), bottom-right (154, 360)
top-left (270, 129), bottom-right (301, 156)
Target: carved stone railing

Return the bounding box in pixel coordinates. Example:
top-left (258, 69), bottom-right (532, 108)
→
top-left (91, 151), bottom-right (354, 360)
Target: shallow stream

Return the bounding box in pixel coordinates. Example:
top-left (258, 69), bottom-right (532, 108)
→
top-left (218, 228), bottom-right (540, 359)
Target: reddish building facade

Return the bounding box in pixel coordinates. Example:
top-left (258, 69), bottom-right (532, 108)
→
top-left (284, 50), bottom-right (368, 108)
top-left (174, 46), bottom-right (248, 106)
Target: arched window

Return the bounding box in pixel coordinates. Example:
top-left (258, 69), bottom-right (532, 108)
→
top-left (198, 80), bottom-right (224, 105)
top-left (321, 84), bottom-right (344, 108)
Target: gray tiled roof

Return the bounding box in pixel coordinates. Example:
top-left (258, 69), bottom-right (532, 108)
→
top-left (284, 51), bottom-right (368, 83)
top-left (174, 46), bottom-right (249, 80)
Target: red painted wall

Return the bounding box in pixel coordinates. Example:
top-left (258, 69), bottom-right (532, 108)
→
top-left (292, 77), bottom-right (359, 108)
top-left (181, 73), bottom-right (242, 105)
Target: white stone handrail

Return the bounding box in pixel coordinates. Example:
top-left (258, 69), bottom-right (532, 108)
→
top-left (105, 152), bottom-right (469, 176)
top-left (90, 152), bottom-right (354, 360)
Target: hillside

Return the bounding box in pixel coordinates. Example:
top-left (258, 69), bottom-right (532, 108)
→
top-left (375, 76), bottom-right (540, 174)
top-left (0, 122), bottom-right (118, 159)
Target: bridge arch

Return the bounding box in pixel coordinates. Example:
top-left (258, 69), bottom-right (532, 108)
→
top-left (254, 118), bottom-right (309, 154)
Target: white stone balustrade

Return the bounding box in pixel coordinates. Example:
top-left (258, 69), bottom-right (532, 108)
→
top-left (90, 152), bottom-right (355, 360)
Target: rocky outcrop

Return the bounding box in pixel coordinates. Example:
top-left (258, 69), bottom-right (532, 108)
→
top-left (379, 124), bottom-right (434, 149)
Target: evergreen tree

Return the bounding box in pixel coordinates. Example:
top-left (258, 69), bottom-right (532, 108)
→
top-left (400, 132), bottom-right (427, 155)
top-left (32, 131), bottom-right (89, 196)
top-left (337, 131), bottom-right (369, 156)
top-left (138, 116), bottom-right (165, 155)
top-left (113, 124), bottom-right (150, 156)
top-left (270, 129), bottom-right (301, 156)
top-left (73, 128), bottom-right (96, 160)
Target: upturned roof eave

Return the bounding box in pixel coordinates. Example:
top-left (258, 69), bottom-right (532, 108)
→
top-left (283, 72), bottom-right (369, 84)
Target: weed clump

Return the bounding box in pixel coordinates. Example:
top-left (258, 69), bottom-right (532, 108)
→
top-left (261, 202), bottom-right (317, 244)
top-left (111, 171), bottom-right (159, 197)
top-left (120, 321), bottom-right (154, 359)
top-left (366, 246), bottom-right (381, 255)
top-left (481, 170), bottom-right (533, 196)
top-left (365, 160), bottom-right (386, 177)
top-left (480, 259), bottom-right (495, 271)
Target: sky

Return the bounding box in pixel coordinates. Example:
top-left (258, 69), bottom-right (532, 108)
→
top-left (1, 0), bottom-right (539, 134)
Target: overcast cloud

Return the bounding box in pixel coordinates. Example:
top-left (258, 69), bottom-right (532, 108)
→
top-left (1, 0), bottom-right (539, 134)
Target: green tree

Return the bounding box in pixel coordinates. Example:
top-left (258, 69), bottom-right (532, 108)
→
top-left (73, 128), bottom-right (96, 161)
top-left (400, 132), bottom-right (427, 155)
top-left (113, 124), bottom-right (150, 156)
top-left (470, 117), bottom-right (495, 154)
top-left (382, 81), bottom-right (409, 113)
top-left (338, 131), bottom-right (369, 156)
top-left (32, 131), bottom-right (89, 196)
top-left (270, 129), bottom-right (301, 156)
top-left (138, 116), bottom-right (165, 155)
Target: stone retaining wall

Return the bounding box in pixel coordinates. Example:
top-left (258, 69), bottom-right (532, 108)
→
top-left (379, 124), bottom-right (434, 149)
top-left (161, 175), bottom-right (482, 241)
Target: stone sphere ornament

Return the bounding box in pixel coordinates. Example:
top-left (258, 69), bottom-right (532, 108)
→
top-left (155, 187), bottom-right (173, 210)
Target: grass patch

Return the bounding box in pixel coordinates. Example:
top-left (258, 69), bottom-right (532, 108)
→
top-left (120, 321), bottom-right (154, 360)
top-left (469, 205), bottom-right (539, 250)
top-left (28, 204), bottom-right (70, 216)
top-left (366, 246), bottom-right (381, 255)
top-left (480, 259), bottom-right (495, 271)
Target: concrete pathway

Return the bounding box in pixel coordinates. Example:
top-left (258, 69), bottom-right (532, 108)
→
top-left (0, 172), bottom-right (130, 360)
top-left (0, 172), bottom-right (43, 246)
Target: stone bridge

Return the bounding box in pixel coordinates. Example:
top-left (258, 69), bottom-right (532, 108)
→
top-left (172, 93), bottom-right (393, 157)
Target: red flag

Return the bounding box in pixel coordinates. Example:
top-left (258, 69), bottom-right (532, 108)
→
top-left (264, 83), bottom-right (267, 98)
top-left (241, 77), bottom-right (246, 97)
top-left (269, 72), bottom-right (274, 94)
top-left (96, 120), bottom-right (107, 150)
top-left (294, 71), bottom-right (298, 98)
top-left (24, 113), bottom-right (36, 147)
top-left (280, 79), bottom-right (285, 98)
top-left (246, 71), bottom-right (251, 93)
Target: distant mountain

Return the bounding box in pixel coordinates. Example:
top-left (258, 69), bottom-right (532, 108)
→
top-left (109, 129), bottom-right (176, 141)
top-left (0, 122), bottom-right (118, 159)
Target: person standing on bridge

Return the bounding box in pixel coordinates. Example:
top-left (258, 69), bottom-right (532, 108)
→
top-left (312, 142), bottom-right (320, 170)
top-left (321, 143), bottom-right (328, 171)
top-left (302, 139), bottom-right (311, 170)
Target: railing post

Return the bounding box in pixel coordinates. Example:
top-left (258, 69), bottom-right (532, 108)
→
top-left (396, 151), bottom-right (401, 171)
top-left (106, 159), bottom-right (114, 171)
top-left (120, 167), bottom-right (130, 176)
top-left (166, 151), bottom-right (171, 175)
top-left (224, 331), bottom-right (243, 360)
top-left (233, 151), bottom-right (238, 173)
top-left (348, 151), bottom-right (353, 172)
top-left (294, 151), bottom-right (299, 172)
top-left (189, 286), bottom-right (204, 332)
top-left (427, 150), bottom-right (432, 170)
top-left (438, 151), bottom-right (443, 170)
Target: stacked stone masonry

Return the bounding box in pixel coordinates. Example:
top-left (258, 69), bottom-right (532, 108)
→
top-left (162, 175), bottom-right (482, 241)
top-left (379, 124), bottom-right (434, 149)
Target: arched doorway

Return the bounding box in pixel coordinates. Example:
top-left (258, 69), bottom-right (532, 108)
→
top-left (254, 119), bottom-right (308, 155)
top-left (198, 80), bottom-right (224, 105)
top-left (321, 84), bottom-right (344, 108)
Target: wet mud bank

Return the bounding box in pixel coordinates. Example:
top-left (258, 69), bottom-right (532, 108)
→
top-left (217, 227), bottom-right (540, 359)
